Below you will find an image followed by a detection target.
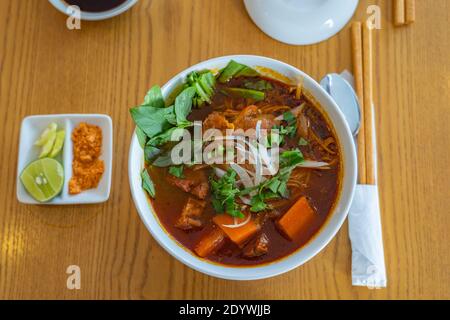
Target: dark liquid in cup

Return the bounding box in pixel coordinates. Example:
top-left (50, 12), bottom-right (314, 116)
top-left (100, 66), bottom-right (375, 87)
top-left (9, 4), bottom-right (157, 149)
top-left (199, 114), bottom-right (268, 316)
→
top-left (64, 0), bottom-right (128, 12)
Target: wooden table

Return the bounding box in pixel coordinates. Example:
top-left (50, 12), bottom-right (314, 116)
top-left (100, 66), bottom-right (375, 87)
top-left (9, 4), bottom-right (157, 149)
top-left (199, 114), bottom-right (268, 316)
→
top-left (0, 0), bottom-right (448, 300)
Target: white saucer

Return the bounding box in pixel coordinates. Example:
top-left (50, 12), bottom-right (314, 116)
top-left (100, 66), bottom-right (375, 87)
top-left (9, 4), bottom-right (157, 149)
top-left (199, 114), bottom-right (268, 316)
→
top-left (244, 0), bottom-right (359, 45)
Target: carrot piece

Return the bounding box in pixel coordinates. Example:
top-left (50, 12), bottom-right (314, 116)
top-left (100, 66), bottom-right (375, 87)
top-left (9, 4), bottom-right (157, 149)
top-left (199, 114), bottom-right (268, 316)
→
top-left (213, 214), bottom-right (260, 247)
top-left (277, 197), bottom-right (316, 240)
top-left (194, 227), bottom-right (226, 258)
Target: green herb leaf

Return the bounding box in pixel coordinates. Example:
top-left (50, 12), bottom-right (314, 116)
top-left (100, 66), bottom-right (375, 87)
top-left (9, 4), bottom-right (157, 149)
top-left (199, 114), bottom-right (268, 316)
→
top-left (175, 87), bottom-right (196, 125)
top-left (152, 152), bottom-right (173, 167)
top-left (244, 79), bottom-right (273, 91)
top-left (280, 149), bottom-right (304, 167)
top-left (168, 165), bottom-right (184, 178)
top-left (218, 60), bottom-right (258, 83)
top-left (186, 70), bottom-right (216, 108)
top-left (283, 111), bottom-right (296, 124)
top-left (136, 127), bottom-right (148, 148)
top-left (224, 88), bottom-right (265, 101)
top-left (298, 137), bottom-right (309, 146)
top-left (141, 169), bottom-right (156, 198)
top-left (143, 86), bottom-right (165, 109)
top-left (210, 169), bottom-right (244, 218)
top-left (250, 194), bottom-right (267, 212)
top-left (144, 144), bottom-right (161, 162)
top-left (129, 106), bottom-right (174, 138)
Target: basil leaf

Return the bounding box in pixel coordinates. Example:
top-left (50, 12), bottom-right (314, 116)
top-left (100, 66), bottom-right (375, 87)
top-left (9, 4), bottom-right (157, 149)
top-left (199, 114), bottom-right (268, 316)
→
top-left (169, 165), bottom-right (184, 178)
top-left (147, 127), bottom-right (184, 148)
top-left (152, 152), bottom-right (173, 167)
top-left (136, 126), bottom-right (148, 148)
top-left (143, 86), bottom-right (165, 108)
top-left (141, 169), bottom-right (156, 198)
top-left (175, 87), bottom-right (196, 125)
top-left (129, 106), bottom-right (174, 138)
top-left (144, 144), bottom-right (160, 162)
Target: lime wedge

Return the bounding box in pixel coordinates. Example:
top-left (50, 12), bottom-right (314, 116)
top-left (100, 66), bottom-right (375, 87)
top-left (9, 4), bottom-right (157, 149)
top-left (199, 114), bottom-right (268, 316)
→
top-left (49, 130), bottom-right (65, 158)
top-left (39, 130), bottom-right (57, 158)
top-left (35, 123), bottom-right (57, 146)
top-left (20, 158), bottom-right (64, 202)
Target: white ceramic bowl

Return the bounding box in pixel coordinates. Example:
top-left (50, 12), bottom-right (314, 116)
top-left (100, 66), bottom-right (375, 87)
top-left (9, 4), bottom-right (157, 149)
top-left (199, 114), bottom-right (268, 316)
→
top-left (48, 0), bottom-right (138, 21)
top-left (128, 55), bottom-right (357, 280)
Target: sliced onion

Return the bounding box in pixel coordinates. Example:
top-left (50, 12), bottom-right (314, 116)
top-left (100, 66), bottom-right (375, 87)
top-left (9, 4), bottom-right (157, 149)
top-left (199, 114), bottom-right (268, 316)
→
top-left (239, 196), bottom-right (252, 205)
top-left (275, 103), bottom-right (306, 121)
top-left (214, 167), bottom-right (227, 178)
top-left (221, 212), bottom-right (252, 229)
top-left (230, 163), bottom-right (254, 188)
top-left (299, 160), bottom-right (330, 169)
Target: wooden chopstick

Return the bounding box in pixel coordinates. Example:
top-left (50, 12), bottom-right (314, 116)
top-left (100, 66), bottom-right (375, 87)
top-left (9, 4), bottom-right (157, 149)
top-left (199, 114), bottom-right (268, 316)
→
top-left (362, 23), bottom-right (376, 185)
top-left (351, 22), bottom-right (376, 185)
top-left (405, 0), bottom-right (416, 24)
top-left (351, 22), bottom-right (366, 184)
top-left (394, 0), bottom-right (406, 26)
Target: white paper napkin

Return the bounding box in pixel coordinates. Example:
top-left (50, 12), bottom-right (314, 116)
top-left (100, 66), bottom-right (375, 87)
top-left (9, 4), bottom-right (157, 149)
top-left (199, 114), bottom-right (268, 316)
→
top-left (349, 185), bottom-right (387, 288)
top-left (340, 70), bottom-right (387, 288)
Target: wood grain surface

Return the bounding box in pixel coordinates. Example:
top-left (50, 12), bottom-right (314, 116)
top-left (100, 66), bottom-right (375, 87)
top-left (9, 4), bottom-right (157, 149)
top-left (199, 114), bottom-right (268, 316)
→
top-left (0, 0), bottom-right (449, 300)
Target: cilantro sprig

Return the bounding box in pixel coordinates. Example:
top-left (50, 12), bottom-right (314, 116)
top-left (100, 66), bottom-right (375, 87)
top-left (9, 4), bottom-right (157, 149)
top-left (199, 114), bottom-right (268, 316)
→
top-left (210, 169), bottom-right (244, 218)
top-left (240, 149), bottom-right (305, 212)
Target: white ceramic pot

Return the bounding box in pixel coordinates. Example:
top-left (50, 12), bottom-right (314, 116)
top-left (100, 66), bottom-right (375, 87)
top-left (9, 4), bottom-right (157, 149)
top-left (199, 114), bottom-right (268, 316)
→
top-left (128, 55), bottom-right (357, 280)
top-left (244, 0), bottom-right (359, 45)
top-left (48, 0), bottom-right (138, 21)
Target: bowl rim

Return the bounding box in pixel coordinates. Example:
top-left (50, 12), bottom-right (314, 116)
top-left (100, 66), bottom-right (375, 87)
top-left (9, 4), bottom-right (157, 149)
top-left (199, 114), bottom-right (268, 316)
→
top-left (48, 0), bottom-right (138, 21)
top-left (128, 54), bottom-right (357, 280)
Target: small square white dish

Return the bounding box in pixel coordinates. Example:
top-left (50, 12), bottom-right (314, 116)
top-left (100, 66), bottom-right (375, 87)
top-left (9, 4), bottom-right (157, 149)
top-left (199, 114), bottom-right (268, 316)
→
top-left (17, 114), bottom-right (113, 205)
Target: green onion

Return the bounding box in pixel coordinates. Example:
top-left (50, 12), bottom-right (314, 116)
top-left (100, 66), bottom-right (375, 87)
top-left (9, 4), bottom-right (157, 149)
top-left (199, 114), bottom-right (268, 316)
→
top-left (224, 88), bottom-right (265, 101)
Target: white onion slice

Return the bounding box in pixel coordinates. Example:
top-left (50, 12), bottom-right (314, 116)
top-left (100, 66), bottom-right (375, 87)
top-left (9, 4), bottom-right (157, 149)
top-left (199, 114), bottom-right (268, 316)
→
top-left (221, 213), bottom-right (252, 229)
top-left (230, 163), bottom-right (254, 188)
top-left (214, 167), bottom-right (227, 178)
top-left (299, 160), bottom-right (330, 169)
top-left (239, 196), bottom-right (252, 205)
top-left (275, 103), bottom-right (306, 121)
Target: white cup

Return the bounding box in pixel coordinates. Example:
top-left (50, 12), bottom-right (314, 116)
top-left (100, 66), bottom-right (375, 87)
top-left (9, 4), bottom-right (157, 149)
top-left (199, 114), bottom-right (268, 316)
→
top-left (48, 0), bottom-right (138, 21)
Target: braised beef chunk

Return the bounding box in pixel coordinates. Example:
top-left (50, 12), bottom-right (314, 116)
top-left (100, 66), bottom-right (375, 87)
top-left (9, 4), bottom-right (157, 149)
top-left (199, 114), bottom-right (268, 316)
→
top-left (203, 112), bottom-right (234, 132)
top-left (233, 105), bottom-right (278, 130)
top-left (242, 233), bottom-right (269, 258)
top-left (166, 170), bottom-right (210, 200)
top-left (191, 182), bottom-right (209, 200)
top-left (175, 197), bottom-right (206, 230)
top-left (167, 176), bottom-right (195, 193)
